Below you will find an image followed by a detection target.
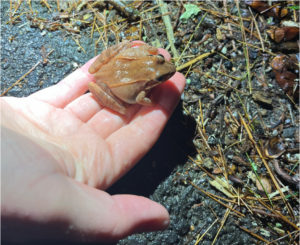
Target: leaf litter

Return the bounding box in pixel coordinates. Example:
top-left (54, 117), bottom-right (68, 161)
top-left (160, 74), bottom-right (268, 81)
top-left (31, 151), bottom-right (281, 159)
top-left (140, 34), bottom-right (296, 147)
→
top-left (1, 1), bottom-right (299, 244)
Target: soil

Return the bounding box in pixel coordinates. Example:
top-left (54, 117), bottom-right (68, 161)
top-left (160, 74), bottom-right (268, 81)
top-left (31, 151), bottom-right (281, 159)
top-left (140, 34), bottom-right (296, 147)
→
top-left (1, 1), bottom-right (299, 245)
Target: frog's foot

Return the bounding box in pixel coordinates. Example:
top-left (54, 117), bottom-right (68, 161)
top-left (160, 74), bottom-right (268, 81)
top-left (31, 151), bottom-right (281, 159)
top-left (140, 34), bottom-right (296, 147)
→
top-left (88, 82), bottom-right (127, 114)
top-left (136, 91), bottom-right (155, 106)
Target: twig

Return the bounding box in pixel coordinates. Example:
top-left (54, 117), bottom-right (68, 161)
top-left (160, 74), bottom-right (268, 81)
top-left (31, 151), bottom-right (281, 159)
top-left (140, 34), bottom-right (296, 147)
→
top-left (239, 112), bottom-right (297, 222)
top-left (154, 1), bottom-right (178, 56)
top-left (236, 40), bottom-right (276, 56)
top-left (194, 69), bottom-right (248, 95)
top-left (226, 106), bottom-right (240, 126)
top-left (249, 8), bottom-right (264, 52)
top-left (1, 50), bottom-right (54, 96)
top-left (256, 198), bottom-right (299, 230)
top-left (267, 230), bottom-right (299, 244)
top-left (236, 224), bottom-right (270, 243)
top-left (189, 181), bottom-right (245, 217)
top-left (197, 6), bottom-right (251, 21)
top-left (235, 0), bottom-right (252, 94)
top-left (212, 205), bottom-right (231, 244)
top-left (71, 36), bottom-right (86, 53)
top-left (195, 218), bottom-right (219, 245)
top-left (176, 50), bottom-right (216, 71)
top-left (172, 2), bottom-right (182, 31)
top-left (176, 12), bottom-right (207, 65)
top-left (217, 71), bottom-right (241, 81)
top-left (9, 0), bottom-right (12, 26)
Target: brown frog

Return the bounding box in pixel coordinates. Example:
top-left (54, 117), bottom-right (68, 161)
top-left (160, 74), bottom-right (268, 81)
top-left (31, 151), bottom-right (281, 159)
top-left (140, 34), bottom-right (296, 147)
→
top-left (88, 40), bottom-right (176, 114)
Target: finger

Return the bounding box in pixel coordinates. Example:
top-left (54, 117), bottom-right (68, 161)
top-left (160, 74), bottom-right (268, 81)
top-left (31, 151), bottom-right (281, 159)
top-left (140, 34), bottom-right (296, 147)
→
top-left (87, 103), bottom-right (141, 139)
top-left (65, 180), bottom-right (170, 243)
top-left (105, 72), bottom-right (185, 182)
top-left (1, 126), bottom-right (169, 243)
top-left (83, 48), bottom-right (174, 136)
top-left (64, 93), bottom-right (103, 123)
top-left (158, 48), bottom-right (172, 61)
top-left (29, 57), bottom-right (98, 108)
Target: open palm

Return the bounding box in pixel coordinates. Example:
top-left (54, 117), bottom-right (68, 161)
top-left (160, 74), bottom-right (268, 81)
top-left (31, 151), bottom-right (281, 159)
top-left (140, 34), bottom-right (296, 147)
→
top-left (1, 45), bottom-right (185, 242)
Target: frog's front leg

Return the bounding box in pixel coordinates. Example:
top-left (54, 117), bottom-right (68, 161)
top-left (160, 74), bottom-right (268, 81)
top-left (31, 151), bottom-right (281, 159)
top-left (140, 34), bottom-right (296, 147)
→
top-left (136, 91), bottom-right (155, 106)
top-left (88, 82), bottom-right (127, 114)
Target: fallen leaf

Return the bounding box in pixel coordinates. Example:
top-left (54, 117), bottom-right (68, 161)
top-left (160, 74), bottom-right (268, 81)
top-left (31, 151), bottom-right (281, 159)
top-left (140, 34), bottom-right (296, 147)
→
top-left (180, 4), bottom-right (201, 23)
top-left (264, 137), bottom-right (286, 158)
top-left (209, 178), bottom-right (235, 198)
top-left (256, 176), bottom-right (272, 193)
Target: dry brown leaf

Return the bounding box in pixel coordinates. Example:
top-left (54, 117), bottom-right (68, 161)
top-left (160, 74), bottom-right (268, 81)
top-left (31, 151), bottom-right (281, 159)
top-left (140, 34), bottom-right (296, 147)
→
top-left (256, 176), bottom-right (272, 193)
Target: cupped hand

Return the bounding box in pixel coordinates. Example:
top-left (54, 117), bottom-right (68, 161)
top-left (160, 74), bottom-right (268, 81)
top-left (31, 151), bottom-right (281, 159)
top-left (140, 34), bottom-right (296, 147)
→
top-left (1, 41), bottom-right (185, 243)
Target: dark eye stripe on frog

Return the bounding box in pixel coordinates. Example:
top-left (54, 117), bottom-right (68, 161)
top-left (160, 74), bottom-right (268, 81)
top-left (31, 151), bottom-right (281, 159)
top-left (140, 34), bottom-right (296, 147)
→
top-left (157, 75), bottom-right (166, 82)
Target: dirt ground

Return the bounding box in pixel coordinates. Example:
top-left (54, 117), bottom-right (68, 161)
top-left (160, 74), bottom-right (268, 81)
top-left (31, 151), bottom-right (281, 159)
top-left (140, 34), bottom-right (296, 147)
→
top-left (1, 1), bottom-right (299, 245)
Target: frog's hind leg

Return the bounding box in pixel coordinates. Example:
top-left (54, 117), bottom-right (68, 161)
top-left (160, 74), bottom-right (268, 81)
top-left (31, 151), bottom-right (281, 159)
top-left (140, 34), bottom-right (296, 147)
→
top-left (88, 82), bottom-right (127, 114)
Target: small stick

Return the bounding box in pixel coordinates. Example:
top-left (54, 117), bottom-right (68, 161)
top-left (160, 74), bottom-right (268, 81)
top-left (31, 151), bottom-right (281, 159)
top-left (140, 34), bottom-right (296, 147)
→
top-left (41, 0), bottom-right (52, 12)
top-left (226, 106), bottom-right (240, 126)
top-left (212, 205), bottom-right (231, 244)
top-left (198, 127), bottom-right (211, 150)
top-left (140, 3), bottom-right (163, 14)
top-left (252, 208), bottom-right (281, 220)
top-left (249, 7), bottom-right (264, 51)
top-left (176, 12), bottom-right (208, 65)
top-left (71, 36), bottom-right (86, 53)
top-left (1, 50), bottom-right (54, 96)
top-left (267, 230), bottom-right (299, 245)
top-left (208, 205), bottom-right (224, 228)
top-left (139, 20), bottom-right (142, 41)
top-left (236, 224), bottom-right (270, 243)
top-left (182, 224), bottom-right (205, 245)
top-left (9, 0), bottom-right (12, 26)
top-left (176, 50), bottom-right (216, 71)
top-left (256, 198), bottom-right (299, 230)
top-left (172, 2), bottom-right (182, 31)
top-left (194, 69), bottom-right (248, 95)
top-left (287, 103), bottom-right (295, 125)
top-left (217, 71), bottom-right (241, 81)
top-left (156, 0), bottom-right (178, 58)
top-left (286, 94), bottom-right (299, 110)
top-left (132, 12), bottom-right (172, 25)
top-left (199, 99), bottom-right (205, 132)
top-left (188, 155), bottom-right (215, 180)
top-left (197, 6), bottom-right (251, 21)
top-left (239, 112), bottom-right (295, 215)
top-left (236, 40), bottom-right (276, 56)
top-left (195, 218), bottom-right (219, 245)
top-left (247, 114), bottom-right (258, 126)
top-left (189, 181), bottom-right (245, 217)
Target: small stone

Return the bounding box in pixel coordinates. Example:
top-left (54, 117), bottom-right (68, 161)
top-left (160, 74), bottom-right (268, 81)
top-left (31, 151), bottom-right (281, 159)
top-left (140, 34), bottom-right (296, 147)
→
top-left (273, 130), bottom-right (278, 136)
top-left (203, 158), bottom-right (214, 169)
top-left (221, 46), bottom-right (227, 54)
top-left (282, 127), bottom-right (297, 138)
top-left (260, 109), bottom-right (267, 116)
top-left (252, 91), bottom-right (272, 105)
top-left (41, 30), bottom-right (47, 36)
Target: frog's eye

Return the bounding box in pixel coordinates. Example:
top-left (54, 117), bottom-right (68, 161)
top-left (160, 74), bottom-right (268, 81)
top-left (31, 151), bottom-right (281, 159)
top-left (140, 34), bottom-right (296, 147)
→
top-left (157, 75), bottom-right (166, 82)
top-left (157, 54), bottom-right (165, 59)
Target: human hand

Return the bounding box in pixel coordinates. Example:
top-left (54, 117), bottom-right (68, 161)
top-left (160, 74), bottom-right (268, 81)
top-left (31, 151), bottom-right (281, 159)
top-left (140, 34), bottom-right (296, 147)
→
top-left (1, 42), bottom-right (186, 243)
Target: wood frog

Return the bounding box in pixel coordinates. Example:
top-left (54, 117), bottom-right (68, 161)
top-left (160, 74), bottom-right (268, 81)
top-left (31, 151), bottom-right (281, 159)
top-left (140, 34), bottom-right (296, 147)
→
top-left (88, 40), bottom-right (176, 114)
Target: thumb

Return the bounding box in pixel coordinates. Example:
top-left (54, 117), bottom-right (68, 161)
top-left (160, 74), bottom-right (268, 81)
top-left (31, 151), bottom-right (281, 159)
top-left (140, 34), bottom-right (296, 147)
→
top-left (61, 179), bottom-right (170, 243)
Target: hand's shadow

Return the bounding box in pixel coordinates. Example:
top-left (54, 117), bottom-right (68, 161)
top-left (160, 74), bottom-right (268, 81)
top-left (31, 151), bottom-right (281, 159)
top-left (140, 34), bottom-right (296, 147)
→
top-left (107, 101), bottom-right (197, 197)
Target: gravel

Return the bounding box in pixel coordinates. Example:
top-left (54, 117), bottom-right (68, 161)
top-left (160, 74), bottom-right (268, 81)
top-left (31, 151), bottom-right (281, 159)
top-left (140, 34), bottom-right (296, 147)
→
top-left (1, 2), bottom-right (266, 245)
